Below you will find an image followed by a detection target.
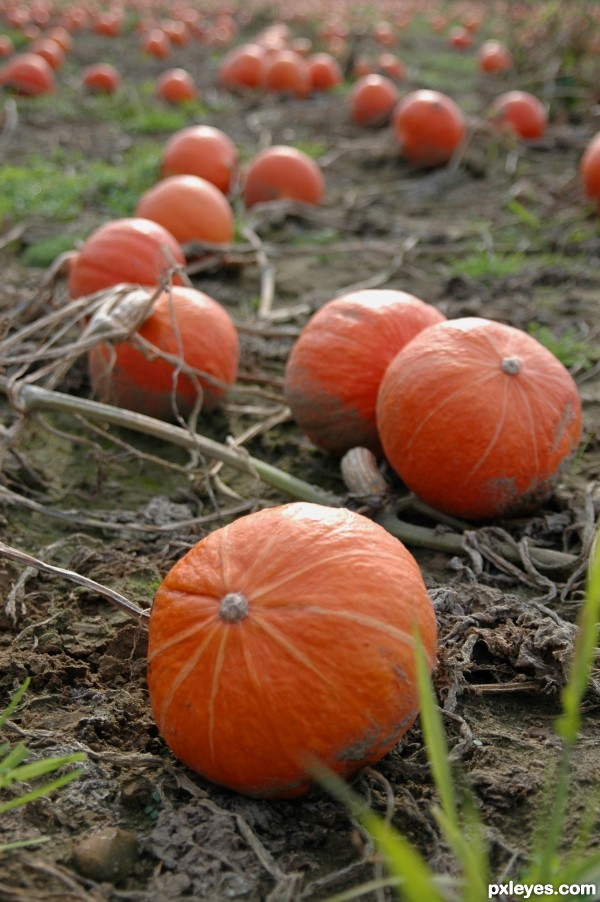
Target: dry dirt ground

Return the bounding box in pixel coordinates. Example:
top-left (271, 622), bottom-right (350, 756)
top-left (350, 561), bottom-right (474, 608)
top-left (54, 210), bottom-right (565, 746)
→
top-left (0, 18), bottom-right (599, 902)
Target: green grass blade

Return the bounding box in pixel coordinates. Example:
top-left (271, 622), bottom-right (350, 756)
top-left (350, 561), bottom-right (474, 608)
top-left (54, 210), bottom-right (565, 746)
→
top-left (2, 752), bottom-right (87, 787)
top-left (555, 848), bottom-right (600, 888)
top-left (414, 632), bottom-right (489, 895)
top-left (316, 765), bottom-right (446, 902)
top-left (0, 767), bottom-right (86, 815)
top-left (0, 836), bottom-right (52, 852)
top-left (433, 806), bottom-right (488, 902)
top-left (359, 812), bottom-right (446, 902)
top-left (556, 533), bottom-right (600, 743)
top-left (0, 742), bottom-right (28, 779)
top-left (506, 198), bottom-right (541, 229)
top-left (525, 532), bottom-right (600, 883)
top-left (0, 678), bottom-right (30, 728)
top-left (414, 632), bottom-right (456, 822)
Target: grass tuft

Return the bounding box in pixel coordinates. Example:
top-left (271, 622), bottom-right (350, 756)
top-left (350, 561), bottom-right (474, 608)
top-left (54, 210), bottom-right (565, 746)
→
top-left (1, 678), bottom-right (86, 850)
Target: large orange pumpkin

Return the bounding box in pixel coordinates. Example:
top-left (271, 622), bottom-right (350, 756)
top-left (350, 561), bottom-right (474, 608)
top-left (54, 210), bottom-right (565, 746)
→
top-left (242, 145), bottom-right (325, 208)
top-left (261, 48), bottom-right (310, 98)
top-left (88, 285), bottom-right (239, 420)
top-left (376, 317), bottom-right (583, 520)
top-left (155, 67), bottom-right (197, 104)
top-left (0, 51), bottom-right (55, 95)
top-left (80, 62), bottom-right (121, 94)
top-left (284, 289), bottom-right (446, 457)
top-left (217, 42), bottom-right (266, 91)
top-left (134, 174), bottom-right (234, 246)
top-left (29, 37), bottom-right (66, 70)
top-left (140, 28), bottom-right (170, 59)
top-left (306, 51), bottom-right (343, 91)
top-left (348, 73), bottom-right (400, 126)
top-left (392, 89), bottom-right (466, 167)
top-left (160, 125), bottom-right (238, 195)
top-left (147, 502), bottom-right (437, 799)
top-left (68, 218), bottom-right (185, 299)
top-left (476, 39), bottom-right (513, 74)
top-left (487, 90), bottom-right (547, 140)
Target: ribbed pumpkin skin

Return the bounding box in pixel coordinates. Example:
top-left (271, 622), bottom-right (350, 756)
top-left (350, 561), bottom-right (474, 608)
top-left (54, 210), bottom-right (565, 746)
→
top-left (242, 145), bottom-right (325, 208)
top-left (284, 289), bottom-right (446, 457)
top-left (160, 125), bottom-right (238, 195)
top-left (88, 286), bottom-right (239, 420)
top-left (134, 174), bottom-right (234, 245)
top-left (392, 89), bottom-right (466, 167)
top-left (147, 502), bottom-right (437, 799)
top-left (377, 317), bottom-right (583, 520)
top-left (348, 74), bottom-right (400, 126)
top-left (68, 218), bottom-right (185, 299)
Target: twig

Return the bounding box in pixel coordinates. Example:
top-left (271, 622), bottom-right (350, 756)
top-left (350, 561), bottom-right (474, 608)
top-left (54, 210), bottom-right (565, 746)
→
top-left (0, 485), bottom-right (255, 537)
top-left (0, 375), bottom-right (338, 507)
top-left (0, 541), bottom-right (149, 620)
top-left (241, 224), bottom-right (276, 318)
top-left (375, 508), bottom-right (578, 571)
top-left (0, 379), bottom-right (582, 570)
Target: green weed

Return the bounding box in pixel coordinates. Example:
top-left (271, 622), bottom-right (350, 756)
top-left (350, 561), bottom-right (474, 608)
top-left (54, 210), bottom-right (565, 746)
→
top-left (528, 322), bottom-right (597, 370)
top-left (21, 235), bottom-right (75, 268)
top-left (0, 144), bottom-right (162, 229)
top-left (1, 678), bottom-right (86, 851)
top-left (449, 248), bottom-right (530, 280)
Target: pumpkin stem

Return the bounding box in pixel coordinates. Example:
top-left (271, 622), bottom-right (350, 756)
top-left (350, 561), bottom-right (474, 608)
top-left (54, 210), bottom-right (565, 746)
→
top-left (501, 356), bottom-right (521, 375)
top-left (219, 592), bottom-right (249, 623)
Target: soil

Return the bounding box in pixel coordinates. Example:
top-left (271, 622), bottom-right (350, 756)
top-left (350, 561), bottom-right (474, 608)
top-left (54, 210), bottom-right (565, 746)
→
top-left (1, 13), bottom-right (599, 902)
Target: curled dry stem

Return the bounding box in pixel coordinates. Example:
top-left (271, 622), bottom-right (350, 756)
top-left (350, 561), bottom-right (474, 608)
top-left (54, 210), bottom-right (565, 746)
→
top-left (0, 540), bottom-right (149, 621)
top-left (0, 378), bottom-right (581, 575)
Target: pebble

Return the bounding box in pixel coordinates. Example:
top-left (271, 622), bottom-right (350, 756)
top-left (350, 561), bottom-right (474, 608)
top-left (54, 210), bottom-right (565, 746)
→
top-left (72, 827), bottom-right (138, 883)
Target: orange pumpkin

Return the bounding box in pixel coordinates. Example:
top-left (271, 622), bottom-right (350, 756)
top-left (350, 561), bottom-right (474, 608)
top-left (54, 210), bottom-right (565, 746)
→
top-left (487, 90), bottom-right (547, 140)
top-left (376, 317), bottom-right (583, 520)
top-left (261, 48), bottom-right (310, 98)
top-left (160, 125), bottom-right (238, 195)
top-left (377, 52), bottom-right (406, 81)
top-left (46, 25), bottom-right (73, 52)
top-left (476, 39), bottom-right (513, 74)
top-left (135, 174), bottom-right (234, 246)
top-left (0, 51), bottom-right (55, 95)
top-left (160, 19), bottom-right (189, 46)
top-left (392, 89), bottom-right (466, 167)
top-left (29, 37), bottom-right (65, 70)
top-left (448, 25), bottom-right (473, 50)
top-left (88, 285), bottom-right (239, 420)
top-left (155, 67), bottom-right (196, 104)
top-left (147, 502), bottom-right (437, 798)
top-left (68, 217), bottom-right (185, 299)
top-left (141, 28), bottom-right (170, 59)
top-left (348, 73), bottom-right (400, 126)
top-left (242, 145), bottom-right (325, 208)
top-left (580, 130), bottom-right (600, 208)
top-left (93, 11), bottom-right (122, 37)
top-left (217, 42), bottom-right (265, 91)
top-left (0, 35), bottom-right (15, 57)
top-left (306, 51), bottom-right (343, 91)
top-left (284, 289), bottom-right (446, 457)
top-left (80, 62), bottom-right (121, 93)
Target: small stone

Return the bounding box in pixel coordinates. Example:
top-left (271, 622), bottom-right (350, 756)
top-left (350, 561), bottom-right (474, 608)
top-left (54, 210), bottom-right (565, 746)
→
top-left (72, 827), bottom-right (138, 883)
